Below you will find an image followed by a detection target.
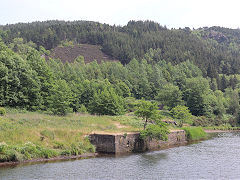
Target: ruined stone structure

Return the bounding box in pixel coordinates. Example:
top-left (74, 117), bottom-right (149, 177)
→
top-left (89, 130), bottom-right (187, 154)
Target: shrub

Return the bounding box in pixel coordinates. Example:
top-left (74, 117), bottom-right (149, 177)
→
top-left (20, 142), bottom-right (41, 159)
top-left (182, 127), bottom-right (206, 141)
top-left (0, 142), bottom-right (7, 153)
top-left (70, 143), bottom-right (84, 155)
top-left (40, 148), bottom-right (58, 158)
top-left (78, 104), bottom-right (87, 113)
top-left (0, 142), bottom-right (59, 162)
top-left (0, 107), bottom-right (6, 116)
top-left (193, 116), bottom-right (226, 127)
top-left (170, 105), bottom-right (192, 126)
top-left (53, 141), bottom-right (65, 149)
top-left (61, 149), bottom-right (71, 156)
top-left (84, 136), bottom-right (96, 153)
top-left (125, 97), bottom-right (139, 112)
top-left (140, 122), bottom-right (170, 141)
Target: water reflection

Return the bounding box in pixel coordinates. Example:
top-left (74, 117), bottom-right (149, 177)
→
top-left (140, 152), bottom-right (168, 165)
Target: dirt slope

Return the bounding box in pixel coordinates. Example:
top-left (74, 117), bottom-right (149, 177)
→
top-left (49, 44), bottom-right (118, 63)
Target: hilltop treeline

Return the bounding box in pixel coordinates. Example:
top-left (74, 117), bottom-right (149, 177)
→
top-left (2, 20), bottom-right (240, 74)
top-left (0, 37), bottom-right (240, 126)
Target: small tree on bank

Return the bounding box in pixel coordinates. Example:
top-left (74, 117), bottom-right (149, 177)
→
top-left (134, 100), bottom-right (159, 129)
top-left (134, 100), bottom-right (169, 140)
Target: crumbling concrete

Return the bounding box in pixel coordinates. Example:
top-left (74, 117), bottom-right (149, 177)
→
top-left (89, 130), bottom-right (187, 154)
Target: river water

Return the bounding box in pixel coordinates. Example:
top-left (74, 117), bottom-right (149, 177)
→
top-left (1, 132), bottom-right (240, 179)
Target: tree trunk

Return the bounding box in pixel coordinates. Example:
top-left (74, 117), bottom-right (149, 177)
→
top-left (143, 119), bottom-right (148, 129)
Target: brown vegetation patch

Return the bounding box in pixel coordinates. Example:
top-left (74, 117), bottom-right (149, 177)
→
top-left (49, 44), bottom-right (119, 63)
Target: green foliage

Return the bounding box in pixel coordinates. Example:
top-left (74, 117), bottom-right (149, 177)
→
top-left (182, 127), bottom-right (206, 141)
top-left (114, 81), bottom-right (131, 98)
top-left (0, 110), bottom-right (145, 163)
top-left (0, 142), bottom-right (58, 162)
top-left (61, 137), bottom-right (95, 156)
top-left (0, 107), bottom-right (6, 116)
top-left (193, 114), bottom-right (237, 127)
top-left (4, 20), bottom-right (240, 75)
top-left (74, 55), bottom-right (85, 64)
top-left (88, 88), bottom-right (126, 115)
top-left (183, 77), bottom-right (212, 116)
top-left (134, 100), bottom-right (159, 129)
top-left (0, 43), bottom-right (42, 109)
top-left (140, 122), bottom-right (170, 141)
top-left (224, 88), bottom-right (240, 115)
top-left (61, 40), bottom-right (75, 47)
top-left (170, 105), bottom-right (192, 126)
top-left (134, 99), bottom-right (170, 140)
top-left (125, 97), bottom-right (139, 112)
top-left (78, 104), bottom-right (87, 113)
top-left (205, 124), bottom-right (240, 130)
top-left (156, 83), bottom-right (183, 109)
top-left (48, 80), bottom-right (72, 115)
top-left (1, 23), bottom-right (240, 125)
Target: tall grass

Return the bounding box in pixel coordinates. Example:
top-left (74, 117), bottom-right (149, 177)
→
top-left (0, 110), bottom-right (141, 162)
top-left (182, 127), bottom-right (206, 141)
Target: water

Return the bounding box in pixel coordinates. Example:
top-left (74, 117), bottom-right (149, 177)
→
top-left (1, 132), bottom-right (240, 179)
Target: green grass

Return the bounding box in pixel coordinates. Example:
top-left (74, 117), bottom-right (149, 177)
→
top-left (182, 127), bottom-right (207, 141)
top-left (0, 109), bottom-right (142, 162)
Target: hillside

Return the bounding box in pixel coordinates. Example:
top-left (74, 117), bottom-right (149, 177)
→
top-left (1, 20), bottom-right (240, 118)
top-left (49, 44), bottom-right (118, 63)
top-left (2, 20), bottom-right (240, 74)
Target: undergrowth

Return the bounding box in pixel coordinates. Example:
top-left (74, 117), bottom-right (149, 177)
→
top-left (182, 127), bottom-right (206, 141)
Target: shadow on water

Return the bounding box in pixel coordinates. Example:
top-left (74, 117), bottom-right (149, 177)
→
top-left (139, 152), bottom-right (168, 165)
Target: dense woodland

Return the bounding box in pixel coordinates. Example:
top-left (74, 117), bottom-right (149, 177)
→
top-left (1, 20), bottom-right (240, 126)
top-left (2, 20), bottom-right (240, 74)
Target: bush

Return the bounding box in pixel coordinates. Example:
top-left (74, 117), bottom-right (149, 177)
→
top-left (40, 148), bottom-right (58, 158)
top-left (61, 149), bottom-right (71, 156)
top-left (0, 142), bottom-right (59, 162)
top-left (0, 107), bottom-right (6, 116)
top-left (182, 127), bottom-right (206, 141)
top-left (170, 105), bottom-right (192, 126)
top-left (78, 104), bottom-right (87, 113)
top-left (0, 139), bottom-right (96, 162)
top-left (69, 138), bottom-right (96, 156)
top-left (125, 97), bottom-right (139, 112)
top-left (0, 142), bottom-right (7, 153)
top-left (193, 116), bottom-right (226, 127)
top-left (140, 122), bottom-right (170, 141)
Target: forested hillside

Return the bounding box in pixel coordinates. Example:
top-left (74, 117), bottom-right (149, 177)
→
top-left (1, 20), bottom-right (240, 126)
top-left (2, 20), bottom-right (240, 75)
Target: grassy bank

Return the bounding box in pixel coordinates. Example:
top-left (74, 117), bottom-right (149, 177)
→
top-left (0, 110), bottom-right (142, 162)
top-left (182, 127), bottom-right (207, 141)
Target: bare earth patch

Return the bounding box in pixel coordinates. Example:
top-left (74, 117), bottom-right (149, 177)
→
top-left (49, 44), bottom-right (119, 63)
